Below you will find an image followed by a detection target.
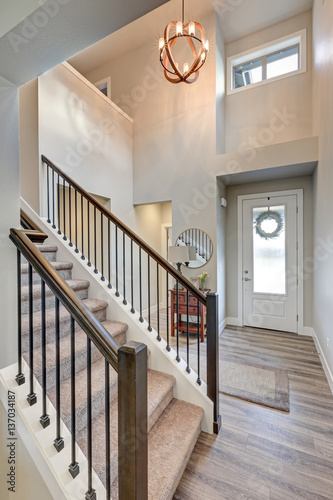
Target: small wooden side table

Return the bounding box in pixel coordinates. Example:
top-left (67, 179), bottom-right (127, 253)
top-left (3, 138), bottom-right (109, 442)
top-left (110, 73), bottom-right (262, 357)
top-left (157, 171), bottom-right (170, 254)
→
top-left (170, 289), bottom-right (210, 342)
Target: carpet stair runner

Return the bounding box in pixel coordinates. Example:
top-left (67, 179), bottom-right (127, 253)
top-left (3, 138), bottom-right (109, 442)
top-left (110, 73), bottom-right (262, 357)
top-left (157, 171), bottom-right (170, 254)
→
top-left (21, 242), bottom-right (203, 500)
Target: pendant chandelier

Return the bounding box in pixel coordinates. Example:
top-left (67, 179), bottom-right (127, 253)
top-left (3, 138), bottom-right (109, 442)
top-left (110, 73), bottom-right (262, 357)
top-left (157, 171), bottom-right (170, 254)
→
top-left (159, 0), bottom-right (209, 84)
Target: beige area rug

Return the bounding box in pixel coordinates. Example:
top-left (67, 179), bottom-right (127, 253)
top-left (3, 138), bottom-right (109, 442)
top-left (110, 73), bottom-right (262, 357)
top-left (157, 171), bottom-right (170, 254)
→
top-left (220, 359), bottom-right (290, 412)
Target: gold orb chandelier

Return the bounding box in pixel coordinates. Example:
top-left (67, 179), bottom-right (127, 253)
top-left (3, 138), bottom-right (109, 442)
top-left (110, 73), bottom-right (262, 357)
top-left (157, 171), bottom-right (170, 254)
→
top-left (159, 0), bottom-right (209, 84)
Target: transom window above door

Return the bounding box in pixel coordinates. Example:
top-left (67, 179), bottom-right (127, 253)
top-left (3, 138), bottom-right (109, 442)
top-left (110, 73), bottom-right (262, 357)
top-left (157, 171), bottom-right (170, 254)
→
top-left (227, 29), bottom-right (307, 95)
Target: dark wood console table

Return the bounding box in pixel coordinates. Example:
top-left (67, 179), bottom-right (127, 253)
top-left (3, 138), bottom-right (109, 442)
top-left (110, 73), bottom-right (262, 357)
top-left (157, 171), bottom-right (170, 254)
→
top-left (170, 289), bottom-right (210, 343)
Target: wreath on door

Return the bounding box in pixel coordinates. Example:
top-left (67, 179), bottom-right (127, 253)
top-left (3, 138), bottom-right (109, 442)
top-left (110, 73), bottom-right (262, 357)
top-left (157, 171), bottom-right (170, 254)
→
top-left (254, 209), bottom-right (284, 240)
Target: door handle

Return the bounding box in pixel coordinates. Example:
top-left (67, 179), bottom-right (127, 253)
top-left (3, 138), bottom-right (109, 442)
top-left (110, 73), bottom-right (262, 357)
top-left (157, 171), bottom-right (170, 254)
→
top-left (244, 277), bottom-right (252, 281)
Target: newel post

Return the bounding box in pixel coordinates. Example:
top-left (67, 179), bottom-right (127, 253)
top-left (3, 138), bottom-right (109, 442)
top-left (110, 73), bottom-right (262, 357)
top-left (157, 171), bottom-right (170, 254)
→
top-left (118, 341), bottom-right (148, 500)
top-left (206, 293), bottom-right (222, 434)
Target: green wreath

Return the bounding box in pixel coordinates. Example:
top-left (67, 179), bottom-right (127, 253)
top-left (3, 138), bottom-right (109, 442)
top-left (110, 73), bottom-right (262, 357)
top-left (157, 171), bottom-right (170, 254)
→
top-left (254, 210), bottom-right (284, 240)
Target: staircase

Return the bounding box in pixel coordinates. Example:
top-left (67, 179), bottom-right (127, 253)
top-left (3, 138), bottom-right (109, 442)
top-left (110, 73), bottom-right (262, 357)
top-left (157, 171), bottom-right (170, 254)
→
top-left (20, 241), bottom-right (204, 499)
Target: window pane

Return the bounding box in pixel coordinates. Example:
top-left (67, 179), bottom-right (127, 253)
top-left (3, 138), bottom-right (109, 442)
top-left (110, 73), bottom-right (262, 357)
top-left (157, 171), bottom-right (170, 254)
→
top-left (234, 58), bottom-right (262, 88)
top-left (267, 45), bottom-right (299, 79)
top-left (253, 205), bottom-right (286, 294)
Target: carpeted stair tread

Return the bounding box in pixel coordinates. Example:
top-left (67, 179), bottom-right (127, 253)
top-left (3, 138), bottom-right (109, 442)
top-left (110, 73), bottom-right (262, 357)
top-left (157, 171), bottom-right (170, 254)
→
top-left (21, 261), bottom-right (74, 285)
top-left (21, 279), bottom-right (90, 304)
top-left (21, 298), bottom-right (109, 344)
top-left (147, 370), bottom-right (175, 432)
top-left (49, 355), bottom-right (119, 433)
top-left (76, 370), bottom-right (177, 489)
top-left (147, 398), bottom-right (204, 500)
top-left (100, 321), bottom-right (128, 346)
top-left (23, 328), bottom-right (104, 389)
top-left (34, 244), bottom-right (58, 262)
top-left (21, 260), bottom-right (73, 274)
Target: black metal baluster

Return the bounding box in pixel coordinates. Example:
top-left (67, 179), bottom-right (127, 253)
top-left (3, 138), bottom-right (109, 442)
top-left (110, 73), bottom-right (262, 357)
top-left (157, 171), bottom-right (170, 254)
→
top-left (107, 219), bottom-right (111, 288)
top-left (54, 297), bottom-right (64, 452)
top-left (101, 213), bottom-right (105, 281)
top-left (69, 316), bottom-right (79, 478)
top-left (69, 185), bottom-right (73, 247)
top-left (176, 281), bottom-right (180, 362)
top-left (16, 250), bottom-right (25, 385)
top-left (47, 166), bottom-right (51, 224)
top-left (75, 190), bottom-right (79, 253)
top-left (52, 169), bottom-right (56, 229)
top-left (57, 174), bottom-right (61, 235)
top-left (85, 337), bottom-right (96, 500)
top-left (87, 202), bottom-right (91, 266)
top-left (130, 240), bottom-right (135, 313)
top-left (27, 264), bottom-right (37, 405)
top-left (81, 195), bottom-right (85, 260)
top-left (186, 289), bottom-right (191, 373)
top-left (94, 206), bottom-right (98, 273)
top-left (147, 255), bottom-right (152, 332)
top-left (139, 248), bottom-right (144, 322)
top-left (40, 280), bottom-right (50, 428)
top-left (115, 226), bottom-right (119, 296)
top-left (156, 263), bottom-right (161, 341)
top-left (197, 298), bottom-right (202, 385)
top-left (123, 232), bottom-right (127, 304)
top-left (63, 178), bottom-right (67, 241)
top-left (166, 273), bottom-right (171, 352)
top-left (105, 360), bottom-right (111, 500)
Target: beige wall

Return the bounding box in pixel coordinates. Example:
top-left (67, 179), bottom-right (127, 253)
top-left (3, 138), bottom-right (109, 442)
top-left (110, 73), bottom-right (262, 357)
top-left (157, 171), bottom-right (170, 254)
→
top-left (225, 11), bottom-right (313, 153)
top-left (225, 175), bottom-right (314, 328)
top-left (0, 85), bottom-right (19, 369)
top-left (312, 0), bottom-right (333, 380)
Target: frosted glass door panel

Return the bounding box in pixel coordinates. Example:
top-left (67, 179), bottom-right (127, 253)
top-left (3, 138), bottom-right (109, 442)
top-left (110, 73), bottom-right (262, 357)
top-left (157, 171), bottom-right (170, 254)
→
top-left (253, 205), bottom-right (286, 295)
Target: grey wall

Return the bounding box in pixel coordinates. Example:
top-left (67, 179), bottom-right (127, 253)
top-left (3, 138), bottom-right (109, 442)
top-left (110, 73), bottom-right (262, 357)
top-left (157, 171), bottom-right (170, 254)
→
top-left (312, 0), bottom-right (333, 380)
top-left (225, 11), bottom-right (313, 154)
top-left (225, 175), bottom-right (314, 327)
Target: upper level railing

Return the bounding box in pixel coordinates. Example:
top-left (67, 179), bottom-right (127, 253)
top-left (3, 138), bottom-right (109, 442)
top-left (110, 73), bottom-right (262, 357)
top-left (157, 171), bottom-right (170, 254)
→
top-left (10, 225), bottom-right (148, 500)
top-left (41, 155), bottom-right (221, 434)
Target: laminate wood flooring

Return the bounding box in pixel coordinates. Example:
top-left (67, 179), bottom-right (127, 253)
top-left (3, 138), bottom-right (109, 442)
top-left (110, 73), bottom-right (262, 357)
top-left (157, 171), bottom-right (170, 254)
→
top-left (170, 325), bottom-right (333, 500)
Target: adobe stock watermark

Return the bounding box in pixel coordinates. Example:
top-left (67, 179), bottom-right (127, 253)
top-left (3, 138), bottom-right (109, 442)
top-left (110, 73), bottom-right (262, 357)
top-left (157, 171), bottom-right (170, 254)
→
top-left (178, 106), bottom-right (297, 223)
top-left (7, 0), bottom-right (72, 55)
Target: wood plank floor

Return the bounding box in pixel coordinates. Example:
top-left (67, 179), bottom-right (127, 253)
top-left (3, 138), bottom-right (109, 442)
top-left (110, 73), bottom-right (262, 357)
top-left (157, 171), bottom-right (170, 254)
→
top-left (171, 325), bottom-right (333, 500)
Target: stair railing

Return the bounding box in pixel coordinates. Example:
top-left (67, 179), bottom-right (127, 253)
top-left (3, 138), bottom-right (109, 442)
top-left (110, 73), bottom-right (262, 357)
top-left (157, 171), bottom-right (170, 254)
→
top-left (42, 155), bottom-right (221, 434)
top-left (10, 226), bottom-right (148, 500)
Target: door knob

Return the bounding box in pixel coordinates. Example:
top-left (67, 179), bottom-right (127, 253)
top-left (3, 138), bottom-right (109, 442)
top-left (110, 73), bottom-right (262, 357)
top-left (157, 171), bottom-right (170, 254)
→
top-left (244, 277), bottom-right (252, 281)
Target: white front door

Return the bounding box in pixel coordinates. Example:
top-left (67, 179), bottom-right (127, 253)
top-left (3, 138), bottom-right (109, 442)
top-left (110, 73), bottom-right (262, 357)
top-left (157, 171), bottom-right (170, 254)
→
top-left (242, 194), bottom-right (298, 333)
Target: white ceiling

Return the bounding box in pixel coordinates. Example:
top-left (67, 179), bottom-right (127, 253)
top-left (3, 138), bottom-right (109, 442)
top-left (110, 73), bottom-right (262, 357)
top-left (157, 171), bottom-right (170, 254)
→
top-left (69, 0), bottom-right (313, 75)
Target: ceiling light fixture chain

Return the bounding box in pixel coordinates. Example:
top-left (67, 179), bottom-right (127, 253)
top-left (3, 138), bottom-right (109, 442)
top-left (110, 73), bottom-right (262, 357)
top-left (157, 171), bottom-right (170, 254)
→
top-left (159, 0), bottom-right (209, 84)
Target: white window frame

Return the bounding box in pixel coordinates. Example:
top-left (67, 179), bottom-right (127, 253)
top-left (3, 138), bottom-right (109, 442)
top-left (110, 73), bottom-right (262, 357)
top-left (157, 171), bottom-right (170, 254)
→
top-left (227, 29), bottom-right (307, 95)
top-left (94, 76), bottom-right (111, 99)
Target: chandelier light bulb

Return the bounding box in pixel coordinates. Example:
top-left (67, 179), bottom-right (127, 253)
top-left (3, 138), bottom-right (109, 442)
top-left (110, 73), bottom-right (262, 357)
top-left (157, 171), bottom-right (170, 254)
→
top-left (176, 21), bottom-right (183, 36)
top-left (159, 38), bottom-right (165, 50)
top-left (204, 40), bottom-right (209, 52)
top-left (189, 22), bottom-right (195, 36)
top-left (183, 62), bottom-right (189, 74)
top-left (201, 52), bottom-right (206, 61)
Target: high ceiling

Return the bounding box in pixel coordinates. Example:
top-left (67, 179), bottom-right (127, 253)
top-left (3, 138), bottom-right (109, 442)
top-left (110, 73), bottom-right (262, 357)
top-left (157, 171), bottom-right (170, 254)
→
top-left (69, 0), bottom-right (313, 75)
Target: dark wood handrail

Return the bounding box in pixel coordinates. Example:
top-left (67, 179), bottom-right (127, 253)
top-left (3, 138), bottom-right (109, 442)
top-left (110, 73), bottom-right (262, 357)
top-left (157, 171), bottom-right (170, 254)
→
top-left (10, 227), bottom-right (119, 371)
top-left (20, 209), bottom-right (48, 244)
top-left (42, 155), bottom-right (207, 305)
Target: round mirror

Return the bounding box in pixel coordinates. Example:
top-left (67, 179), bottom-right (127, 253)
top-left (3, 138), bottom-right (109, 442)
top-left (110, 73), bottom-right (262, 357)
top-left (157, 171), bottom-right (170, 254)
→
top-left (176, 228), bottom-right (213, 269)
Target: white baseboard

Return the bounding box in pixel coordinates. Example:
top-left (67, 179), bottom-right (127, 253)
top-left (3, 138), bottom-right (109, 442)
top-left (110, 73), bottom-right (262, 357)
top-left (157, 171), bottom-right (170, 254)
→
top-left (226, 317), bottom-right (242, 327)
top-left (310, 328), bottom-right (333, 395)
top-left (219, 318), bottom-right (227, 334)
